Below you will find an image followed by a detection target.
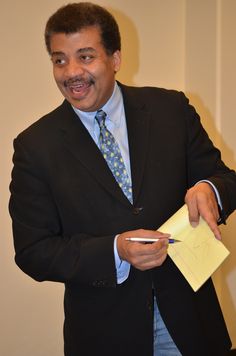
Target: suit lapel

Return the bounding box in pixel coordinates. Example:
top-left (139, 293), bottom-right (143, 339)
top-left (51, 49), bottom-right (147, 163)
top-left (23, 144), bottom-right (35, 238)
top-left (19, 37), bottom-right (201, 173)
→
top-left (56, 84), bottom-right (151, 208)
top-left (120, 84), bottom-right (151, 205)
top-left (58, 101), bottom-right (131, 207)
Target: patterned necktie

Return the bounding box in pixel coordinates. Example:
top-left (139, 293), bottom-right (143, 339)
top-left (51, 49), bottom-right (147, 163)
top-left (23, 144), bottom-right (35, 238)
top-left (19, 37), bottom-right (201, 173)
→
top-left (95, 110), bottom-right (133, 203)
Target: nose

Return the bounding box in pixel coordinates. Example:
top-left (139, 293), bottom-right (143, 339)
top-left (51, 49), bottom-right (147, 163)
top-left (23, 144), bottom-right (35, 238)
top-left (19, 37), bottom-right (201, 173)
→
top-left (65, 58), bottom-right (84, 78)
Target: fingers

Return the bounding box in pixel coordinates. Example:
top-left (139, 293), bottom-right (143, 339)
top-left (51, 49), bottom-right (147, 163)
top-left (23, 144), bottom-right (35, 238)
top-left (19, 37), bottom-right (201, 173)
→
top-left (117, 229), bottom-right (169, 271)
top-left (126, 238), bottom-right (168, 271)
top-left (185, 194), bottom-right (200, 227)
top-left (185, 182), bottom-right (221, 240)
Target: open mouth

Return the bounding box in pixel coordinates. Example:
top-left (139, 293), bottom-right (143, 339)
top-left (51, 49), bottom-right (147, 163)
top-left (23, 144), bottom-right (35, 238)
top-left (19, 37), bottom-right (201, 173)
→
top-left (63, 77), bottom-right (95, 100)
top-left (67, 81), bottom-right (91, 94)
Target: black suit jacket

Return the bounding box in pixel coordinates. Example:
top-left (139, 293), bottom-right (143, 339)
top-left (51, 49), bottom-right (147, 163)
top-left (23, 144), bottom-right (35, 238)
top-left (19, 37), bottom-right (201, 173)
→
top-left (9, 83), bottom-right (236, 356)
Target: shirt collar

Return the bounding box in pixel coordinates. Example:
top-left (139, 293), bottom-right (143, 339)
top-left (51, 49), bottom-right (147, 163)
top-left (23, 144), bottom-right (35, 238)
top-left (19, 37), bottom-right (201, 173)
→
top-left (72, 81), bottom-right (123, 131)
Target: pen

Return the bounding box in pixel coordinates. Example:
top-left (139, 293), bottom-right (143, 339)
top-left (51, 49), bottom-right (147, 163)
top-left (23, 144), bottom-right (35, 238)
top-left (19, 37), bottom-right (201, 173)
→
top-left (125, 237), bottom-right (181, 243)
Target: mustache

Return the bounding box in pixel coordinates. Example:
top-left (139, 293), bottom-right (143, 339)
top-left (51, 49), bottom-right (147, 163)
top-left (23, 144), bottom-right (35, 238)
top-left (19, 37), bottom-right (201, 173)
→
top-left (64, 76), bottom-right (95, 87)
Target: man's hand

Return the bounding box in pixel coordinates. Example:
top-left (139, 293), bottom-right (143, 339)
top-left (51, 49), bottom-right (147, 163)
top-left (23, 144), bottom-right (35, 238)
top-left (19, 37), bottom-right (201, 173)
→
top-left (185, 182), bottom-right (221, 240)
top-left (117, 229), bottom-right (169, 271)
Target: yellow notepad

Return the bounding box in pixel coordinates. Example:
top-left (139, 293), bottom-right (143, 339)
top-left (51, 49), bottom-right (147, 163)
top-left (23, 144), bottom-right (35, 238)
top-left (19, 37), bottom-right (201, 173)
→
top-left (158, 204), bottom-right (230, 292)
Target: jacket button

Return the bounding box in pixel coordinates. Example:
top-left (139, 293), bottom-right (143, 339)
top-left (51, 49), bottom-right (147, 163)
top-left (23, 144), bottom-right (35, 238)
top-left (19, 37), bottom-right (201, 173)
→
top-left (132, 207), bottom-right (143, 215)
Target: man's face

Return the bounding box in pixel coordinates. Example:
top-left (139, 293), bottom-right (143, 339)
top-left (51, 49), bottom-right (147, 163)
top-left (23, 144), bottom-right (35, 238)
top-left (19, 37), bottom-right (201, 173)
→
top-left (50, 26), bottom-right (121, 112)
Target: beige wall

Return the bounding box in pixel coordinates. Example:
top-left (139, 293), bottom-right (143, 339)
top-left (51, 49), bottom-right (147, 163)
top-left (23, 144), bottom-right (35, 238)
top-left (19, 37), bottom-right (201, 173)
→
top-left (185, 0), bottom-right (236, 346)
top-left (218, 0), bottom-right (236, 346)
top-left (1, 1), bottom-right (235, 354)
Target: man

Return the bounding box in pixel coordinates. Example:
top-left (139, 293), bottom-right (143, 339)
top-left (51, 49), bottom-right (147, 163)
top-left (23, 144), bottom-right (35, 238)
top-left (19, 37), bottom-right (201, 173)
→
top-left (9, 2), bottom-right (236, 356)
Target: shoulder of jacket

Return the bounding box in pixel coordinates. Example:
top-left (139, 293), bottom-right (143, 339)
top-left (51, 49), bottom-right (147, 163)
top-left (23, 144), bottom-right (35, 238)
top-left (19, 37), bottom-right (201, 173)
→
top-left (16, 100), bottom-right (73, 140)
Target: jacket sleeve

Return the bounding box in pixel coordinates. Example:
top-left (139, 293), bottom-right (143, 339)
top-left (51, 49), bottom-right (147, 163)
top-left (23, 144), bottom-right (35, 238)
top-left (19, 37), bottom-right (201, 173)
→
top-left (182, 92), bottom-right (236, 221)
top-left (9, 137), bottom-right (117, 288)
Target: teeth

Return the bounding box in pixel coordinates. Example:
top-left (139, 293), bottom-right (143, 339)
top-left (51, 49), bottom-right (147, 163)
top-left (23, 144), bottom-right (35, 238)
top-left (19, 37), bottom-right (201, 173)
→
top-left (65, 79), bottom-right (91, 94)
top-left (72, 88), bottom-right (81, 93)
top-left (70, 83), bottom-right (83, 88)
top-left (69, 81), bottom-right (90, 94)
top-left (69, 83), bottom-right (83, 92)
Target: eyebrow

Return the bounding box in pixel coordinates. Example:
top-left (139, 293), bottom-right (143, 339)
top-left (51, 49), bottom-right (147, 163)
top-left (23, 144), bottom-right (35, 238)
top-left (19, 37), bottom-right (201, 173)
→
top-left (51, 47), bottom-right (97, 57)
top-left (51, 51), bottom-right (64, 57)
top-left (77, 47), bottom-right (96, 53)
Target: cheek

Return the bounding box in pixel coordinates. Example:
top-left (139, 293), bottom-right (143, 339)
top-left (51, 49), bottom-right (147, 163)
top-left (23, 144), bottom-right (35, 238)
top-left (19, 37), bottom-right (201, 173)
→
top-left (53, 68), bottom-right (64, 84)
top-left (96, 68), bottom-right (114, 88)
top-left (53, 73), bottom-right (59, 85)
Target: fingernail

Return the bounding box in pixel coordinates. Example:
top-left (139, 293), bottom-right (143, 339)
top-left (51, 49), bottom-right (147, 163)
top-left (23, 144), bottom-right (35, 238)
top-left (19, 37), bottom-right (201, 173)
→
top-left (190, 221), bottom-right (198, 228)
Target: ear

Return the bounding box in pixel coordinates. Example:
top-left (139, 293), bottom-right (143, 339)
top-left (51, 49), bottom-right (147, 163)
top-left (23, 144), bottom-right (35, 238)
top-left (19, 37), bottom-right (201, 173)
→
top-left (112, 50), bottom-right (121, 73)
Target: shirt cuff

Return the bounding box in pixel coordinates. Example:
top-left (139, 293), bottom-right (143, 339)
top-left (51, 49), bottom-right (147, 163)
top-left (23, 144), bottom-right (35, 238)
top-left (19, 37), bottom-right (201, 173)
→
top-left (114, 235), bottom-right (131, 284)
top-left (197, 179), bottom-right (223, 209)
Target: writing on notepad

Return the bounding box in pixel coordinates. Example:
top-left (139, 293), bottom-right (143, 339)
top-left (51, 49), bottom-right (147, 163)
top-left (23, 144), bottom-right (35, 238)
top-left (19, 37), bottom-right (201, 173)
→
top-left (158, 205), bottom-right (229, 292)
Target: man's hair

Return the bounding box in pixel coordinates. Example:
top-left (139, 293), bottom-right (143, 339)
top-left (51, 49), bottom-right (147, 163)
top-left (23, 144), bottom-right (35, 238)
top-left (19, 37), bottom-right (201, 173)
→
top-left (44, 2), bottom-right (121, 55)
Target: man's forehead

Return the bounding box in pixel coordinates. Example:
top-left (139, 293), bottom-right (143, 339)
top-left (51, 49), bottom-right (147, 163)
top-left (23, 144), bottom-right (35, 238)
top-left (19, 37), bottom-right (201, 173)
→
top-left (50, 28), bottom-right (102, 44)
top-left (51, 46), bottom-right (97, 57)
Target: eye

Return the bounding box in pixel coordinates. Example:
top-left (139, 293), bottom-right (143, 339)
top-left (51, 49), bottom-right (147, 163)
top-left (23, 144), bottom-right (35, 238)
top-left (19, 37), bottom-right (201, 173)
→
top-left (79, 54), bottom-right (94, 63)
top-left (51, 57), bottom-right (66, 66)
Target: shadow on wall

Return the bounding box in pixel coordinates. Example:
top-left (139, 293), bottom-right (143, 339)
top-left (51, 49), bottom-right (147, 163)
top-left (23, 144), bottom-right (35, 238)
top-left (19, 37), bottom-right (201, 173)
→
top-left (107, 7), bottom-right (140, 86)
top-left (186, 92), bottom-right (236, 168)
top-left (186, 92), bottom-right (236, 349)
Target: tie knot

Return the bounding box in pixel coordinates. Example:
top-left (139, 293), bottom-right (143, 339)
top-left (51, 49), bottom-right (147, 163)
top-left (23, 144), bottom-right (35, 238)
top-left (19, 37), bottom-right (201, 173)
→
top-left (95, 110), bottom-right (107, 128)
